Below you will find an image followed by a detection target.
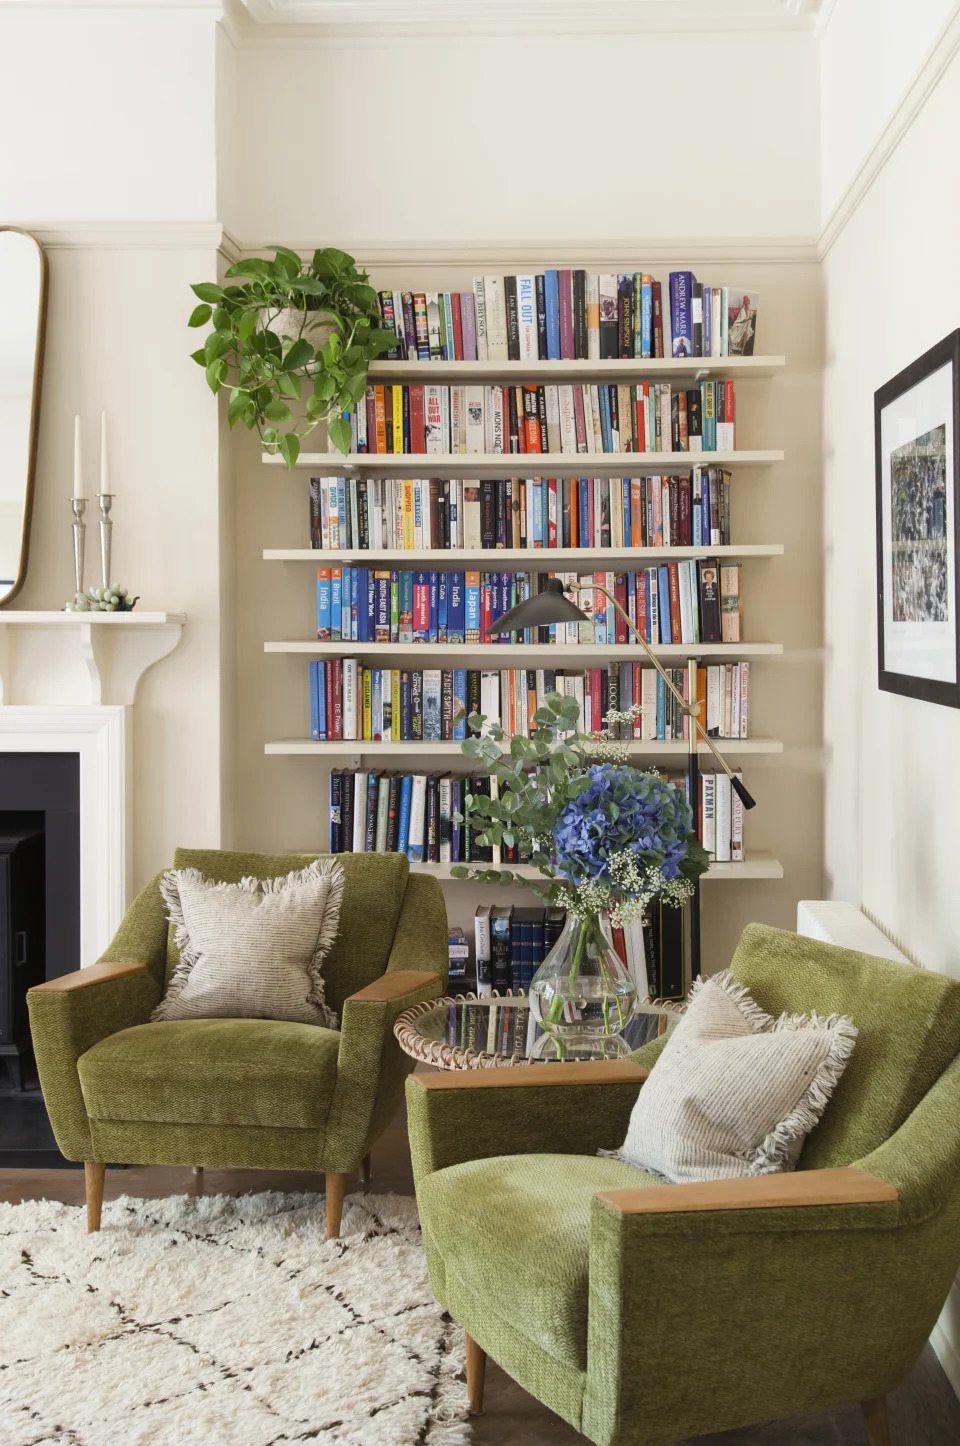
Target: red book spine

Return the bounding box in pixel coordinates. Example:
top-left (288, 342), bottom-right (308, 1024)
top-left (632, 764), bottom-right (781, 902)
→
top-left (590, 667), bottom-right (603, 732)
top-left (410, 385), bottom-right (426, 453)
top-left (652, 282), bottom-right (664, 358)
top-left (332, 659), bottom-right (343, 739)
top-left (365, 387), bottom-right (376, 448)
top-left (611, 924), bottom-right (628, 968)
top-left (481, 576), bottom-right (492, 640)
top-left (726, 381), bottom-right (735, 444)
top-left (548, 480), bottom-right (557, 547)
top-left (678, 476), bottom-right (692, 546)
top-left (413, 578), bottom-right (430, 634)
top-left (614, 573), bottom-right (629, 643)
top-left (558, 270), bottom-right (575, 360)
top-left (452, 292), bottom-right (463, 360)
top-left (669, 477), bottom-right (680, 545)
top-left (668, 564), bottom-right (682, 644)
top-left (637, 570), bottom-right (649, 642)
top-left (570, 478), bottom-right (579, 547)
top-left (635, 384), bottom-right (646, 451)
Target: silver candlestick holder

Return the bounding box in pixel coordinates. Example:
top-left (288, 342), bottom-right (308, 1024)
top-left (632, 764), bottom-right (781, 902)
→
top-left (97, 493), bottom-right (114, 589)
top-left (71, 498), bottom-right (87, 593)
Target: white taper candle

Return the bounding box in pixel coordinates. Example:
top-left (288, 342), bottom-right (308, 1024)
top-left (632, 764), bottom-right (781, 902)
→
top-left (100, 411), bottom-right (109, 494)
top-left (73, 416), bottom-right (84, 499)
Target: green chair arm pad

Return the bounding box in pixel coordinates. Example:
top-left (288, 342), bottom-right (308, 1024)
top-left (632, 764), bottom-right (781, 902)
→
top-left (405, 1063), bottom-right (648, 1181)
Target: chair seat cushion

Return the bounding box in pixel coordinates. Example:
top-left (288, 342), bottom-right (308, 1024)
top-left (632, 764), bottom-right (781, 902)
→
top-left (78, 1018), bottom-right (341, 1129)
top-left (417, 1152), bottom-right (658, 1370)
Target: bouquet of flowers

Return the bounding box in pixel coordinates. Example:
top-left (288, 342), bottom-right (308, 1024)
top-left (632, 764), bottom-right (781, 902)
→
top-left (452, 692), bottom-right (709, 1039)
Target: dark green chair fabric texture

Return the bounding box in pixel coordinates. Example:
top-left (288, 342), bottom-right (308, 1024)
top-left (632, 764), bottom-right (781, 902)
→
top-left (29, 850), bottom-right (447, 1175)
top-left (407, 922), bottom-right (960, 1446)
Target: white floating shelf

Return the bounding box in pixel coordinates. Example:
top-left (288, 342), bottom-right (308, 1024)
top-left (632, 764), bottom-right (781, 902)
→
top-left (262, 451), bottom-right (783, 477)
top-left (406, 854), bottom-right (783, 883)
top-left (0, 610), bottom-right (186, 707)
top-left (367, 357), bottom-right (786, 383)
top-left (266, 738), bottom-right (784, 757)
top-left (0, 611), bottom-right (186, 626)
top-left (263, 544), bottom-right (784, 565)
top-left (265, 641), bottom-right (783, 661)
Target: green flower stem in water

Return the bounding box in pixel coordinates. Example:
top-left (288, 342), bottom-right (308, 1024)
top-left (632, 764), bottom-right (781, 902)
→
top-left (545, 913), bottom-right (628, 1035)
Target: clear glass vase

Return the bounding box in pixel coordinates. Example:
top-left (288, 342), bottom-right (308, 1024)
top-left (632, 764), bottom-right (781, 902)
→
top-left (529, 911), bottom-right (637, 1056)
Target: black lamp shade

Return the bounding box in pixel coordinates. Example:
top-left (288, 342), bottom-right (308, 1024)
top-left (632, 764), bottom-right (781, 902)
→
top-left (485, 577), bottom-right (589, 636)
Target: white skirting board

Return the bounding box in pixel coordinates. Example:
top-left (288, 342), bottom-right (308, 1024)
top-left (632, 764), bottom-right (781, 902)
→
top-left (797, 899), bottom-right (958, 1399)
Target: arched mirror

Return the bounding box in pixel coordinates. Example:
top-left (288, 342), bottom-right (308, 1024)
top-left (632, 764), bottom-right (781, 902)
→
top-left (0, 228), bottom-right (47, 606)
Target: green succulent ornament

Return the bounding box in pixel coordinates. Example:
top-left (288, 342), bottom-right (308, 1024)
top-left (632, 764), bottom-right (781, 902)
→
top-left (65, 585), bottom-right (138, 613)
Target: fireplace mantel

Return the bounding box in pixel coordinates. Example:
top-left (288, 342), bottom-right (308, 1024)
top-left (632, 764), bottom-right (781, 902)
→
top-left (0, 611), bottom-right (186, 707)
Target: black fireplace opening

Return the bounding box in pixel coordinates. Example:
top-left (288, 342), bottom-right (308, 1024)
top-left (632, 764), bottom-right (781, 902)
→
top-left (0, 753), bottom-right (81, 1167)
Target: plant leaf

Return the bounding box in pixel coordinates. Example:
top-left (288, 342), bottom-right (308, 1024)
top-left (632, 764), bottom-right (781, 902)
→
top-left (283, 338), bottom-right (314, 371)
top-left (188, 303), bottom-right (212, 328)
top-left (277, 432), bottom-right (300, 468)
top-left (263, 399), bottom-right (292, 422)
top-left (191, 281), bottom-right (226, 303)
top-left (327, 415), bottom-right (352, 456)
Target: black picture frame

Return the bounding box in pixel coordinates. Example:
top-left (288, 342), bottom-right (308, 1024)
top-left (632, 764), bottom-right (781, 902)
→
top-left (875, 329), bottom-right (960, 707)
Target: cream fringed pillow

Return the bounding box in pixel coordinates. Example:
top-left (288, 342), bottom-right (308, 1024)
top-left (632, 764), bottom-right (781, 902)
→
top-left (611, 971), bottom-right (858, 1183)
top-left (152, 861), bottom-right (344, 1027)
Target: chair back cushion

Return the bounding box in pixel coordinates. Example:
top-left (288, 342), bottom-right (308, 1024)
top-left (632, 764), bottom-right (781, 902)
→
top-left (729, 924), bottom-right (960, 1168)
top-left (169, 850), bottom-right (410, 1016)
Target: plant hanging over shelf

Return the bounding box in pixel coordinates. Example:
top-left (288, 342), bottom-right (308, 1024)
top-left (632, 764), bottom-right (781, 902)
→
top-left (188, 246), bottom-right (396, 466)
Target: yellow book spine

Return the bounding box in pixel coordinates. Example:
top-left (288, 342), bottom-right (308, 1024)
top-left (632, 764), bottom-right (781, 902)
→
top-left (402, 479), bottom-right (415, 549)
top-left (362, 667), bottom-right (373, 741)
top-left (392, 669), bottom-right (402, 742)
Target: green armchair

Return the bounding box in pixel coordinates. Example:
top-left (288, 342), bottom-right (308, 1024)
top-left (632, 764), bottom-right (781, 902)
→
top-left (29, 848), bottom-right (446, 1239)
top-left (407, 923), bottom-right (960, 1446)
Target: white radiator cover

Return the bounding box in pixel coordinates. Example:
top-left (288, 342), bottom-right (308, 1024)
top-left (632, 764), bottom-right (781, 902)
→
top-left (796, 900), bottom-right (911, 965)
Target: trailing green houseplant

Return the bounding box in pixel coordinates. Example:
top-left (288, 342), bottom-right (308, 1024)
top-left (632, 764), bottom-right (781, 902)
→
top-left (188, 246), bottom-right (396, 466)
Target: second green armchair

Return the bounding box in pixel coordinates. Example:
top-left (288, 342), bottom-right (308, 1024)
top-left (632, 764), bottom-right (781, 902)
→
top-left (29, 848), bottom-right (447, 1238)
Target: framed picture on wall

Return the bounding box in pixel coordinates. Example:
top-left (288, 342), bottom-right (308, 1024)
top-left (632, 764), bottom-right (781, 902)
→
top-left (876, 329), bottom-right (960, 707)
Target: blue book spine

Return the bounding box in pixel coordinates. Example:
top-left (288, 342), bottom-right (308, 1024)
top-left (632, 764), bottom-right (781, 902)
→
top-left (400, 670), bottom-right (412, 740)
top-left (453, 668), bottom-right (467, 740)
top-left (657, 673), bottom-right (666, 739)
top-left (317, 658), bottom-right (327, 738)
top-left (640, 279), bottom-right (653, 357)
top-left (372, 669), bottom-right (383, 741)
top-left (645, 570), bottom-right (653, 644)
top-left (702, 382), bottom-right (717, 451)
top-left (365, 571), bottom-right (376, 643)
top-left (355, 568), bottom-right (367, 641)
top-left (541, 479), bottom-right (550, 551)
top-left (544, 269), bottom-right (561, 360)
top-left (622, 479), bottom-right (631, 547)
top-left (499, 573), bottom-right (511, 642)
top-left (579, 478), bottom-right (590, 542)
top-left (376, 574), bottom-right (390, 637)
top-left (397, 774), bottom-right (413, 856)
top-left (657, 564), bottom-right (672, 644)
top-left (448, 571), bottom-right (465, 644)
top-left (413, 480), bottom-right (423, 540)
top-left (309, 661), bottom-right (320, 739)
top-left (337, 478), bottom-right (347, 547)
top-left (465, 577), bottom-right (480, 641)
top-left (450, 779), bottom-right (461, 863)
top-left (316, 571), bottom-right (331, 640)
top-left (670, 271), bottom-right (694, 358)
top-left (437, 571), bottom-right (448, 643)
top-left (599, 386), bottom-right (612, 452)
top-left (399, 570), bottom-right (414, 644)
top-left (703, 286), bottom-right (712, 358)
top-left (531, 483), bottom-right (543, 546)
top-left (331, 569), bottom-right (342, 642)
top-left (428, 571), bottom-right (439, 643)
top-left (692, 478), bottom-right (703, 547)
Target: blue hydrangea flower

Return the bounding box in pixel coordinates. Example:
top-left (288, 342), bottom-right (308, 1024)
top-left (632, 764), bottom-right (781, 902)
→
top-left (552, 764), bottom-right (693, 888)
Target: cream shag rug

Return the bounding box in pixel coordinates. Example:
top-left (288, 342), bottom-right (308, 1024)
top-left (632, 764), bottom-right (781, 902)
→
top-left (0, 1190), bottom-right (470, 1446)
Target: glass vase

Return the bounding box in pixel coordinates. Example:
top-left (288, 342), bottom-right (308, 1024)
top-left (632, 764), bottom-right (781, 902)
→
top-left (529, 911), bottom-right (637, 1057)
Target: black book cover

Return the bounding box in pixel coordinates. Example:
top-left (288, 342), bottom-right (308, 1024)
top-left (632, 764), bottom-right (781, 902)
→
top-left (560, 478), bottom-right (571, 548)
top-left (403, 386), bottom-right (411, 452)
top-left (643, 911), bottom-right (661, 999)
top-left (411, 672), bottom-right (423, 740)
top-left (573, 269), bottom-right (587, 359)
top-left (657, 899), bottom-right (686, 1000)
top-left (507, 386), bottom-right (520, 453)
top-left (383, 385), bottom-right (393, 454)
top-left (466, 776), bottom-right (492, 863)
top-left (537, 385), bottom-right (548, 452)
top-left (600, 284), bottom-right (618, 359)
top-left (364, 772), bottom-right (381, 852)
top-left (439, 776), bottom-right (452, 858)
top-left (480, 480), bottom-right (496, 548)
top-left (535, 273), bottom-right (548, 359)
top-left (497, 481), bottom-right (509, 548)
top-left (618, 274), bottom-right (634, 359)
top-left (692, 278), bottom-right (703, 357)
top-left (490, 905), bottom-right (513, 993)
top-left (504, 275), bottom-right (520, 361)
top-left (466, 669), bottom-right (481, 722)
top-left (385, 774), bottom-right (401, 853)
top-left (425, 776), bottom-right (440, 863)
top-left (687, 388), bottom-right (702, 445)
top-left (358, 480), bottom-right (369, 551)
top-left (698, 558), bottom-right (721, 643)
top-left (309, 477), bottom-right (322, 548)
top-left (441, 670), bottom-right (454, 741)
top-left (330, 771), bottom-right (343, 853)
top-left (517, 479), bottom-right (527, 548)
top-left (341, 771), bottom-right (355, 853)
top-left (599, 478), bottom-right (612, 548)
top-left (440, 479), bottom-right (450, 550)
top-left (511, 477), bottom-right (522, 544)
top-left (544, 906), bottom-right (566, 955)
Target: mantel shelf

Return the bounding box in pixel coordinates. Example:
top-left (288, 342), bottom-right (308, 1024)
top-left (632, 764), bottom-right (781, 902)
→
top-left (264, 545), bottom-right (784, 566)
top-left (367, 357), bottom-right (786, 383)
top-left (0, 610), bottom-right (186, 706)
top-left (265, 738), bottom-right (784, 758)
top-left (265, 641), bottom-right (783, 661)
top-left (263, 450), bottom-right (784, 477)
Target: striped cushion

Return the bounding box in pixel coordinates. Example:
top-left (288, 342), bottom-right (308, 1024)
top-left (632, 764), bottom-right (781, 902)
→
top-left (612, 970), bottom-right (858, 1183)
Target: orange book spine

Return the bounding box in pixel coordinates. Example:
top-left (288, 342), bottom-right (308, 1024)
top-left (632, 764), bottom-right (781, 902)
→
top-left (374, 387), bottom-right (387, 454)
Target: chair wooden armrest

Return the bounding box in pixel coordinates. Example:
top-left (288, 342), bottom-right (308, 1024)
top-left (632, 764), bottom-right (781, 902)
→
top-left (29, 961), bottom-right (147, 994)
top-left (410, 1059), bottom-right (649, 1091)
top-left (346, 969), bottom-right (441, 1004)
top-left (596, 1166), bottom-right (898, 1215)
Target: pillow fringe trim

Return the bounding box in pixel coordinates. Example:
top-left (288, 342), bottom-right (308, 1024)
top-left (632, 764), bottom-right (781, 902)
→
top-left (750, 1015), bottom-right (859, 1175)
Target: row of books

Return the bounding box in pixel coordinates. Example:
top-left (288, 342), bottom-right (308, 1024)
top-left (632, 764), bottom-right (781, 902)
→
top-left (308, 662), bottom-right (753, 743)
top-left (376, 274), bottom-right (759, 363)
top-left (313, 563), bottom-right (742, 650)
top-left (343, 380), bottom-right (736, 456)
top-left (308, 470), bottom-right (733, 553)
top-left (326, 767), bottom-right (747, 871)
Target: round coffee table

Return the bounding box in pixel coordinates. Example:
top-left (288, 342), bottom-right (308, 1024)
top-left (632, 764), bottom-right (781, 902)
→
top-left (394, 992), bottom-right (682, 1070)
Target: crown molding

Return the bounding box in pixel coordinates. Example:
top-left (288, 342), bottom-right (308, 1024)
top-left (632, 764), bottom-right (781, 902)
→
top-left (15, 221), bottom-right (237, 261)
top-left (817, 5), bottom-right (960, 259)
top-left (236, 237), bottom-right (820, 266)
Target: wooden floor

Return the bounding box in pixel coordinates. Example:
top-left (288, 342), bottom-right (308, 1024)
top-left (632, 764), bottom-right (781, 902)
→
top-left (2, 1105), bottom-right (959, 1446)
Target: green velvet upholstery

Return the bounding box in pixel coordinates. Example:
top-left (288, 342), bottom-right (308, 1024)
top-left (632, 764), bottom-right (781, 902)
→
top-left (30, 851), bottom-right (447, 1179)
top-left (408, 924), bottom-right (960, 1446)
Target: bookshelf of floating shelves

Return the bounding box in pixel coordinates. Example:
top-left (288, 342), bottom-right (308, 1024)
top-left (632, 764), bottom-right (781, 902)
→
top-left (261, 350), bottom-right (786, 884)
top-left (406, 855), bottom-right (784, 883)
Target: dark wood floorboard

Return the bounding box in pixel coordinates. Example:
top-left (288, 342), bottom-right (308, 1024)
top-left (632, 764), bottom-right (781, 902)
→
top-left (2, 1104), bottom-right (959, 1446)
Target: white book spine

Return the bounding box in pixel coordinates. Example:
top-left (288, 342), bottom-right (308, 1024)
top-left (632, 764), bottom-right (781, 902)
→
top-left (381, 668), bottom-right (392, 743)
top-left (702, 773), bottom-right (716, 858)
top-left (558, 385), bottom-right (577, 453)
top-left (463, 483), bottom-right (481, 549)
top-left (739, 661), bottom-right (750, 738)
top-left (483, 386), bottom-right (495, 452)
top-left (342, 659), bottom-right (358, 740)
top-left (716, 419), bottom-right (735, 451)
top-left (516, 274), bottom-right (538, 360)
top-left (425, 293), bottom-right (442, 358)
top-left (439, 777), bottom-right (452, 862)
top-left (711, 289), bottom-right (723, 359)
top-left (590, 386), bottom-right (603, 451)
top-left (707, 665), bottom-right (721, 735)
top-left (544, 385), bottom-right (562, 453)
top-left (489, 775), bottom-right (501, 866)
top-left (483, 275), bottom-right (509, 361)
top-left (424, 385), bottom-right (444, 454)
top-left (352, 772), bottom-right (368, 853)
top-left (413, 479), bottom-right (424, 550)
top-left (492, 388), bottom-right (505, 454)
top-left (441, 386), bottom-right (451, 453)
top-left (659, 386), bottom-right (672, 454)
top-left (582, 385), bottom-right (596, 454)
top-left (627, 920), bottom-right (649, 999)
top-left (714, 772), bottom-right (732, 863)
top-left (465, 386), bottom-right (485, 454)
top-left (355, 393), bottom-right (368, 453)
top-left (731, 770), bottom-right (744, 862)
top-left (408, 775), bottom-right (427, 863)
top-left (473, 277), bottom-right (488, 362)
top-left (731, 659), bottom-right (741, 741)
top-left (586, 273), bottom-right (600, 360)
top-left (450, 384), bottom-right (462, 454)
top-left (677, 562), bottom-right (692, 645)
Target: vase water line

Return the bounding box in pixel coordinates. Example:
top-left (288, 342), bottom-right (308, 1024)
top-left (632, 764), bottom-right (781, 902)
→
top-left (529, 911), bottom-right (637, 1047)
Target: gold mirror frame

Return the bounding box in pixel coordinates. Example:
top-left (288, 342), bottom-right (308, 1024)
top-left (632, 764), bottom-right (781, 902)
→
top-left (0, 226), bottom-right (48, 607)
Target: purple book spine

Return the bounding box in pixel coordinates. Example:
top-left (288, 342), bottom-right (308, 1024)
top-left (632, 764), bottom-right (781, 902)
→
top-left (460, 292), bottom-right (477, 360)
top-left (401, 293), bottom-right (417, 359)
top-left (558, 269), bottom-right (575, 360)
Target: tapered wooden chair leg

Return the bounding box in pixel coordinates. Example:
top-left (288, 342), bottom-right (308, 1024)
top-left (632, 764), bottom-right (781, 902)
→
top-left (360, 1152), bottom-right (371, 1184)
top-left (862, 1397), bottom-right (891, 1446)
top-left (465, 1332), bottom-right (486, 1414)
top-left (85, 1162), bottom-right (105, 1234)
top-left (325, 1171), bottom-right (346, 1239)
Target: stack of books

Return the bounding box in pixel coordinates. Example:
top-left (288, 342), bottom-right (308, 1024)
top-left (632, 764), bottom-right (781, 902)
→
top-left (474, 904), bottom-right (566, 995)
top-left (309, 471), bottom-right (733, 551)
top-left (376, 272), bottom-right (759, 362)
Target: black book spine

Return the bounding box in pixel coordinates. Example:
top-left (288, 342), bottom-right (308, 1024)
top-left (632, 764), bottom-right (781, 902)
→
top-left (440, 479), bottom-right (450, 550)
top-left (466, 669), bottom-right (481, 722)
top-left (518, 480), bottom-right (527, 548)
top-left (403, 386), bottom-right (411, 452)
top-left (491, 921), bottom-right (512, 993)
top-left (608, 384), bottom-right (620, 448)
top-left (507, 386), bottom-right (520, 453)
top-left (504, 275), bottom-right (520, 361)
top-left (441, 670), bottom-right (454, 741)
top-left (309, 478), bottom-right (322, 548)
top-left (643, 910), bottom-right (661, 999)
top-left (385, 774), bottom-right (401, 853)
top-left (692, 278), bottom-right (703, 357)
top-left (480, 480), bottom-right (496, 548)
top-left (330, 771), bottom-right (342, 853)
top-left (498, 482), bottom-right (509, 548)
top-left (599, 480), bottom-right (612, 548)
top-left (537, 385), bottom-right (548, 452)
top-left (364, 774), bottom-right (379, 852)
top-left (658, 901), bottom-right (686, 999)
top-left (411, 671), bottom-right (424, 739)
top-left (358, 480), bottom-right (370, 551)
top-left (341, 771), bottom-right (355, 852)
top-left (619, 274), bottom-right (634, 359)
top-left (573, 269), bottom-right (587, 359)
top-left (535, 273), bottom-right (547, 359)
top-left (426, 776), bottom-right (440, 862)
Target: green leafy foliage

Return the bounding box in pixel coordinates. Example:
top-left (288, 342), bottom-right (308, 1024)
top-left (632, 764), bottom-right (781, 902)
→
top-left (187, 246), bottom-right (396, 466)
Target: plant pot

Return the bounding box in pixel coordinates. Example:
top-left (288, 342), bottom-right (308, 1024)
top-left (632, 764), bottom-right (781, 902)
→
top-left (529, 911), bottom-right (637, 1049)
top-left (263, 307), bottom-right (336, 348)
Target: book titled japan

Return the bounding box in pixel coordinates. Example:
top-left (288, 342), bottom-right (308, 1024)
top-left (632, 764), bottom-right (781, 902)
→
top-left (725, 287), bottom-right (760, 356)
